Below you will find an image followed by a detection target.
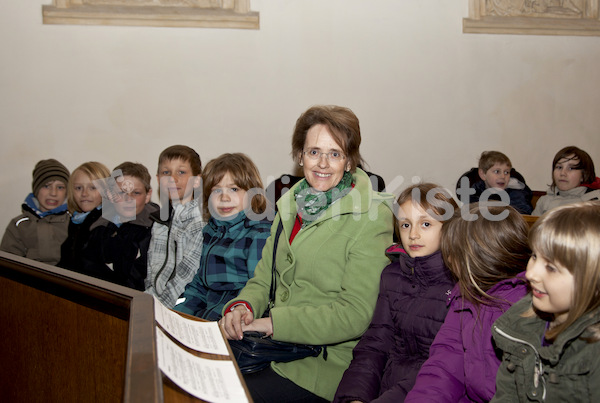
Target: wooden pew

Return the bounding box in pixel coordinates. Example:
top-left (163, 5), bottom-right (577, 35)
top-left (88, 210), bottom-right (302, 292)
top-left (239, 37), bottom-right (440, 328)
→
top-left (0, 252), bottom-right (247, 403)
top-left (522, 214), bottom-right (539, 228)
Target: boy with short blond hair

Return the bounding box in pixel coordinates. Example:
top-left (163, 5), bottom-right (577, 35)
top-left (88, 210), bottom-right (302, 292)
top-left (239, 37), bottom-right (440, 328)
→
top-left (79, 162), bottom-right (158, 290)
top-left (1, 159), bottom-right (70, 265)
top-left (144, 145), bottom-right (206, 307)
top-left (457, 151), bottom-right (533, 214)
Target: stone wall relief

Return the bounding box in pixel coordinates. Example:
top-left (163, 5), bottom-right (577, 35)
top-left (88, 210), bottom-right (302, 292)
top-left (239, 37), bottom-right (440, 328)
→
top-left (464, 0), bottom-right (600, 35)
top-left (43, 0), bottom-right (259, 29)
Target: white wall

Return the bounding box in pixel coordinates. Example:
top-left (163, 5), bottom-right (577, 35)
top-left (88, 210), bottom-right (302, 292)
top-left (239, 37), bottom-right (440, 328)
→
top-left (1, 1), bottom-right (599, 228)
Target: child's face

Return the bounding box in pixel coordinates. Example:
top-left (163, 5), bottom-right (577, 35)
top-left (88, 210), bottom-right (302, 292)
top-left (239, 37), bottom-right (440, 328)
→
top-left (553, 154), bottom-right (583, 192)
top-left (526, 251), bottom-right (574, 326)
top-left (478, 163), bottom-right (511, 190)
top-left (157, 158), bottom-right (200, 205)
top-left (112, 175), bottom-right (152, 219)
top-left (72, 170), bottom-right (103, 213)
top-left (36, 180), bottom-right (67, 212)
top-left (208, 172), bottom-right (248, 219)
top-left (397, 200), bottom-right (443, 258)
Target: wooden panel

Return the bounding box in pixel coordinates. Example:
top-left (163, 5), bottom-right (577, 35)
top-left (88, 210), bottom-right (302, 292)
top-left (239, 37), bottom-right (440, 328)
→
top-left (125, 292), bottom-right (163, 403)
top-left (0, 252), bottom-right (162, 403)
top-left (0, 252), bottom-right (248, 403)
top-left (0, 276), bottom-right (128, 402)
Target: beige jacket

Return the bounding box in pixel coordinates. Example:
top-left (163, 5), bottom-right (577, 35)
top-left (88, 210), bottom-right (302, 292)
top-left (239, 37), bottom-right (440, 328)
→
top-left (532, 186), bottom-right (600, 216)
top-left (1, 206), bottom-right (69, 265)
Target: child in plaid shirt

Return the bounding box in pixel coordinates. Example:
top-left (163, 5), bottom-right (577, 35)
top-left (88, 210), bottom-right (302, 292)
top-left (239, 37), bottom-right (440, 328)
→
top-left (145, 145), bottom-right (205, 308)
top-left (174, 153), bottom-right (271, 320)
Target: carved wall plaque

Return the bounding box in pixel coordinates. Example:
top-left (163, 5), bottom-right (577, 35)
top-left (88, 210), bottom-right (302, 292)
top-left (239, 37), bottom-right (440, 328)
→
top-left (43, 0), bottom-right (259, 29)
top-left (464, 0), bottom-right (600, 36)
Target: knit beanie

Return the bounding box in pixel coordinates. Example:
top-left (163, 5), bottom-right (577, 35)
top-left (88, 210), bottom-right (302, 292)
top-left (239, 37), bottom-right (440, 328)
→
top-left (32, 159), bottom-right (70, 196)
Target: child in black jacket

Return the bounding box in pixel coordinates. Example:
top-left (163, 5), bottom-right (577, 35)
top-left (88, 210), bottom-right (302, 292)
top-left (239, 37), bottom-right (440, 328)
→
top-left (80, 162), bottom-right (157, 290)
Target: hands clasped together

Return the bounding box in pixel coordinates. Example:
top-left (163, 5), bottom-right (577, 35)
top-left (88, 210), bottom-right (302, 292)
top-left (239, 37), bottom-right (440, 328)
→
top-left (219, 305), bottom-right (274, 340)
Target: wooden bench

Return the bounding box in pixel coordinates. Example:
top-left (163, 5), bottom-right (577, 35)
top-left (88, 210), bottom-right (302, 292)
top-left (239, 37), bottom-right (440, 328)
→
top-left (522, 214), bottom-right (539, 228)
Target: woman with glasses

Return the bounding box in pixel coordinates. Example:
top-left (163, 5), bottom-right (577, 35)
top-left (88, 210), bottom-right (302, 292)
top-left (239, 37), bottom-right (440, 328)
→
top-left (220, 105), bottom-right (394, 402)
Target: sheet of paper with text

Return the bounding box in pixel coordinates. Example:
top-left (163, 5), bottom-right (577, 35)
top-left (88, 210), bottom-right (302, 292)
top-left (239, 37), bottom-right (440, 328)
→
top-left (153, 296), bottom-right (229, 356)
top-left (156, 328), bottom-right (248, 403)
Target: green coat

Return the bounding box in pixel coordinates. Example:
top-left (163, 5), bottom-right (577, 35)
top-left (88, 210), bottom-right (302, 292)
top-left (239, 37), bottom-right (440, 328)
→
top-left (492, 294), bottom-right (600, 402)
top-left (225, 168), bottom-right (394, 400)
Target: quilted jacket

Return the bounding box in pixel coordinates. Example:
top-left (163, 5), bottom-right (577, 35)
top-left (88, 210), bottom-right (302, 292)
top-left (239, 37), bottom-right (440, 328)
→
top-left (334, 247), bottom-right (455, 403)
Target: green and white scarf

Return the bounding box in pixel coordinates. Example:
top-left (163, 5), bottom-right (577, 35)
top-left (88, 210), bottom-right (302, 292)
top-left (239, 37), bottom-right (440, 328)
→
top-left (294, 171), bottom-right (353, 227)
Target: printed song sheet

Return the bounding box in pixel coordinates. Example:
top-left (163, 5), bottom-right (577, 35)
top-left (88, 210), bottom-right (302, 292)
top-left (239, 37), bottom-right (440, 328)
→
top-left (156, 328), bottom-right (248, 403)
top-left (154, 297), bottom-right (229, 356)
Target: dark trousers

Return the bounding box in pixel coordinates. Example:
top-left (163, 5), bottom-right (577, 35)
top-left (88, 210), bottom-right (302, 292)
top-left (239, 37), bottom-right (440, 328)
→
top-left (243, 366), bottom-right (329, 403)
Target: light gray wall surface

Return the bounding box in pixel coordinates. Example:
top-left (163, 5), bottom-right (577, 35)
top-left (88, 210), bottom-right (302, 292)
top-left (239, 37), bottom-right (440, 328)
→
top-left (1, 1), bottom-right (599, 228)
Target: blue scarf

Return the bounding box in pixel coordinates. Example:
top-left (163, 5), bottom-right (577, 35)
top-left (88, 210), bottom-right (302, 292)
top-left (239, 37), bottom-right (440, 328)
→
top-left (72, 205), bottom-right (102, 224)
top-left (24, 193), bottom-right (67, 218)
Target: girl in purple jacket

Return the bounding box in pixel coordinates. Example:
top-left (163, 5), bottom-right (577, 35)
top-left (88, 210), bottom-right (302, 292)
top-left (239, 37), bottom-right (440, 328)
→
top-left (405, 204), bottom-right (531, 402)
top-left (334, 183), bottom-right (457, 403)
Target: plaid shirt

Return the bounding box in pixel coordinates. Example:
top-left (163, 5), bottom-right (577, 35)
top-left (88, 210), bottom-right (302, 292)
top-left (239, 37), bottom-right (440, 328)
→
top-left (145, 199), bottom-right (206, 308)
top-left (173, 211), bottom-right (271, 320)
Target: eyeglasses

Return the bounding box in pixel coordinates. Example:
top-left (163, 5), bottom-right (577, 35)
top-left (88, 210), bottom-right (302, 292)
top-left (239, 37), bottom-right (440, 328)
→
top-left (303, 149), bottom-right (346, 162)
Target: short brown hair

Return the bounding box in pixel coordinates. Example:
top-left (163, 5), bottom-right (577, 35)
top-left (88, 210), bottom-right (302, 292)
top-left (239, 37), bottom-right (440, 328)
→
top-left (201, 153), bottom-right (267, 221)
top-left (478, 151), bottom-right (512, 173)
top-left (550, 146), bottom-right (596, 191)
top-left (529, 200), bottom-right (600, 341)
top-left (441, 204), bottom-right (530, 309)
top-left (395, 183), bottom-right (458, 238)
top-left (157, 145), bottom-right (202, 176)
top-left (114, 162), bottom-right (152, 192)
top-left (67, 161), bottom-right (111, 213)
top-left (291, 105), bottom-right (364, 172)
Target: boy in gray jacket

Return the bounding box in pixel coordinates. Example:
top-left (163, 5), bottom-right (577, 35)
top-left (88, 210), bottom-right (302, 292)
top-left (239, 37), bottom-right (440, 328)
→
top-left (1, 159), bottom-right (70, 265)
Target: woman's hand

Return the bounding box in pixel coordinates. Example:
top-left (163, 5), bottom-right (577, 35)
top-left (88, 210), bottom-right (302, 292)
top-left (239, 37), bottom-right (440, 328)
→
top-left (220, 305), bottom-right (254, 340)
top-left (242, 317), bottom-right (273, 336)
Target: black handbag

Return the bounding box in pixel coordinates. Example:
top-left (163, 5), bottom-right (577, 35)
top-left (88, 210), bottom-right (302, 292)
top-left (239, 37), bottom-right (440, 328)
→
top-left (228, 220), bottom-right (326, 374)
top-left (229, 331), bottom-right (324, 374)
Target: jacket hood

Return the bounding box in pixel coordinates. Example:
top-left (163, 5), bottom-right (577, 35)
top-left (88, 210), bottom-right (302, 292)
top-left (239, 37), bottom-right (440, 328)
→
top-left (583, 176), bottom-right (600, 190)
top-left (472, 177), bottom-right (526, 193)
top-left (446, 270), bottom-right (527, 308)
top-left (385, 243), bottom-right (406, 261)
top-left (459, 167), bottom-right (529, 191)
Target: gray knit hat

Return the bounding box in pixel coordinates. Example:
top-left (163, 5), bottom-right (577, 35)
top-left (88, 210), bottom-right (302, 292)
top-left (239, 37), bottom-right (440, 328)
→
top-left (32, 159), bottom-right (70, 196)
